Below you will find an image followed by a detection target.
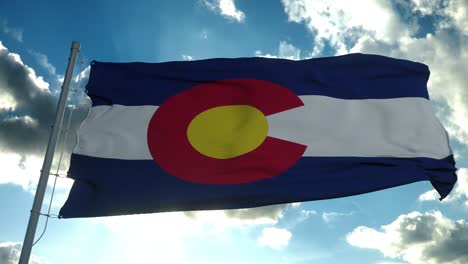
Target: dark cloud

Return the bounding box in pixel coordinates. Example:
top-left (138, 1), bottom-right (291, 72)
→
top-left (184, 204), bottom-right (289, 222)
top-left (427, 220), bottom-right (468, 263)
top-left (398, 212), bottom-right (468, 264)
top-left (397, 214), bottom-right (439, 244)
top-left (0, 242), bottom-right (44, 264)
top-left (347, 211), bottom-right (468, 264)
top-left (223, 204), bottom-right (288, 220)
top-left (0, 42), bottom-right (89, 165)
top-left (0, 242), bottom-right (18, 264)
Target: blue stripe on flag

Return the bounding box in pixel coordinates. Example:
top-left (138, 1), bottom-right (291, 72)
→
top-left (59, 154), bottom-right (456, 218)
top-left (86, 53), bottom-right (430, 106)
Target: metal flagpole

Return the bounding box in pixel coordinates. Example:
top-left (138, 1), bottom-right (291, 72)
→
top-left (18, 41), bottom-right (80, 264)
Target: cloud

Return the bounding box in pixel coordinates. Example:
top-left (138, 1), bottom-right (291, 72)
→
top-left (321, 211), bottom-right (354, 223)
top-left (295, 209), bottom-right (317, 224)
top-left (0, 41), bottom-right (89, 155)
top-left (181, 54), bottom-right (194, 61)
top-left (278, 41), bottom-right (301, 59)
top-left (419, 168), bottom-right (468, 207)
top-left (257, 227), bottom-right (292, 249)
top-left (0, 41), bottom-right (55, 155)
top-left (0, 41), bottom-right (89, 193)
top-left (0, 18), bottom-right (23, 42)
top-left (347, 211), bottom-right (468, 264)
top-left (29, 50), bottom-right (57, 75)
top-left (300, 209), bottom-right (317, 216)
top-left (444, 0), bottom-right (468, 36)
top-left (94, 213), bottom-right (203, 264)
top-left (95, 208), bottom-right (290, 263)
top-left (223, 204), bottom-right (287, 222)
top-left (0, 152), bottom-right (44, 190)
top-left (255, 41), bottom-right (301, 60)
top-left (201, 0), bottom-right (245, 22)
top-left (375, 261), bottom-right (407, 264)
top-left (184, 204), bottom-right (289, 225)
top-left (0, 242), bottom-right (46, 264)
top-left (409, 0), bottom-right (445, 16)
top-left (408, 0), bottom-right (468, 35)
top-left (418, 189), bottom-right (440, 201)
top-left (74, 65), bottom-right (90, 86)
top-left (281, 0), bottom-right (412, 55)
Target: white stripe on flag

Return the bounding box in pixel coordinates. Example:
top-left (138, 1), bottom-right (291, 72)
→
top-left (74, 105), bottom-right (156, 160)
top-left (74, 96), bottom-right (451, 160)
top-left (268, 96), bottom-right (450, 158)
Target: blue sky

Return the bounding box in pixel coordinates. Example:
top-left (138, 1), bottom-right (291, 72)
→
top-left (0, 0), bottom-right (467, 263)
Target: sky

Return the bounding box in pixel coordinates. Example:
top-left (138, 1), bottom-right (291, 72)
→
top-left (0, 0), bottom-right (467, 263)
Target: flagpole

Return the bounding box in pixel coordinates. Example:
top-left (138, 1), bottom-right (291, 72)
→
top-left (18, 41), bottom-right (80, 264)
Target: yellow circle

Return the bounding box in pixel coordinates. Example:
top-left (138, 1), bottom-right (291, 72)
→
top-left (187, 105), bottom-right (268, 159)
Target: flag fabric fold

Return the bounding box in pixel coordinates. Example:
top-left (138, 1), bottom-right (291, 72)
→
top-left (60, 53), bottom-right (457, 218)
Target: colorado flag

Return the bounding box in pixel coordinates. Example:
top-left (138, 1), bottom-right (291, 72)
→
top-left (60, 53), bottom-right (457, 218)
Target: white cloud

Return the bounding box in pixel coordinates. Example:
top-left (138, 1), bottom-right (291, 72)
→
top-left (321, 211), bottom-right (354, 223)
top-left (257, 227), bottom-right (292, 249)
top-left (279, 207), bottom-right (318, 230)
top-left (254, 50), bottom-right (276, 58)
top-left (0, 18), bottom-right (23, 42)
top-left (0, 151), bottom-right (74, 211)
top-left (0, 40), bottom-right (6, 51)
top-left (419, 168), bottom-right (468, 206)
top-left (181, 54), bottom-right (194, 61)
top-left (408, 0), bottom-right (468, 35)
top-left (255, 41), bottom-right (301, 60)
top-left (301, 209), bottom-right (317, 217)
top-left (418, 189), bottom-right (439, 201)
top-left (375, 261), bottom-right (407, 264)
top-left (27, 48), bottom-right (88, 95)
top-left (93, 213), bottom-right (203, 264)
top-left (92, 205), bottom-right (297, 263)
top-left (347, 211), bottom-right (468, 264)
top-left (290, 202), bottom-right (301, 208)
top-left (296, 209), bottom-right (317, 224)
top-left (0, 92), bottom-right (16, 110)
top-left (410, 0), bottom-right (444, 16)
top-left (278, 41), bottom-right (301, 60)
top-left (185, 204), bottom-right (289, 225)
top-left (444, 0), bottom-right (468, 35)
top-left (0, 152), bottom-right (43, 190)
top-left (0, 242), bottom-right (46, 264)
top-left (74, 65), bottom-right (90, 85)
top-left (201, 0), bottom-right (245, 22)
top-left (29, 50), bottom-right (57, 75)
top-left (218, 0), bottom-right (245, 22)
top-left (94, 205), bottom-right (290, 264)
top-left (281, 0), bottom-right (412, 55)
